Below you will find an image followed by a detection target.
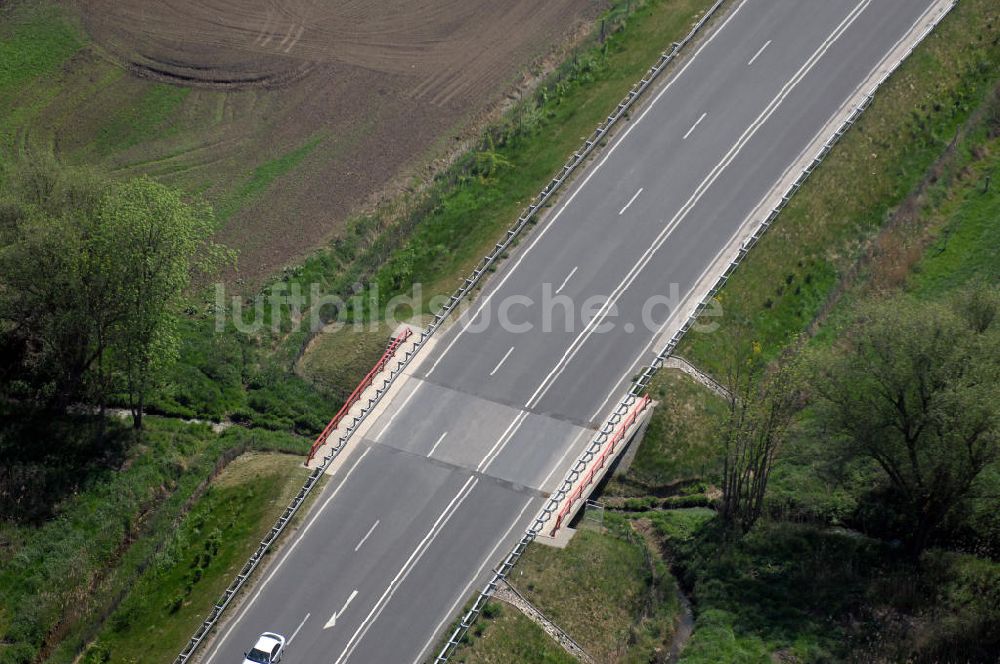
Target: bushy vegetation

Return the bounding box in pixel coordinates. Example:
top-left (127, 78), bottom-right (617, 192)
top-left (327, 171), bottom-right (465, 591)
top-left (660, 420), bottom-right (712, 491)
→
top-left (0, 157), bottom-right (230, 427)
top-left (646, 510), bottom-right (1000, 664)
top-left (86, 453), bottom-right (314, 664)
top-left (0, 416), bottom-right (308, 664)
top-left (453, 514), bottom-right (680, 664)
top-left (678, 0), bottom-right (1000, 376)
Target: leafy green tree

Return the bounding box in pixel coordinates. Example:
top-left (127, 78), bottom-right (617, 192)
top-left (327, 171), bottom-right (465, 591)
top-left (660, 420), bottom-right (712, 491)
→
top-left (471, 133), bottom-right (511, 181)
top-left (96, 177), bottom-right (230, 428)
top-left (0, 158), bottom-right (231, 427)
top-left (0, 157), bottom-right (115, 407)
top-left (811, 287), bottom-right (1000, 554)
top-left (718, 336), bottom-right (800, 535)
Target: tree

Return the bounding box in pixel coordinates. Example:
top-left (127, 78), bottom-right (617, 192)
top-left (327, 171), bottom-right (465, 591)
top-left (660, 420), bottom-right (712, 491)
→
top-left (97, 177), bottom-right (230, 429)
top-left (471, 133), bottom-right (511, 181)
top-left (718, 336), bottom-right (800, 535)
top-left (811, 287), bottom-right (1000, 554)
top-left (0, 157), bottom-right (118, 407)
top-left (0, 158), bottom-right (231, 428)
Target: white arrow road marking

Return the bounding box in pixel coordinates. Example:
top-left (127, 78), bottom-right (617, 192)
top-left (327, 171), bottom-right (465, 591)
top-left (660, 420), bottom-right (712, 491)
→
top-left (288, 613), bottom-right (310, 645)
top-left (325, 590), bottom-right (358, 629)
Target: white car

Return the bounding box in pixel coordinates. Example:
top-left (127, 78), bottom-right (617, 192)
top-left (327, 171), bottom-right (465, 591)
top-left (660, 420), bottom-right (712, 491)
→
top-left (243, 632), bottom-right (286, 664)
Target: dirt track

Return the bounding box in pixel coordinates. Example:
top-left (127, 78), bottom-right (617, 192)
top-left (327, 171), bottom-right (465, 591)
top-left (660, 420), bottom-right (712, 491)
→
top-left (66, 0), bottom-right (601, 284)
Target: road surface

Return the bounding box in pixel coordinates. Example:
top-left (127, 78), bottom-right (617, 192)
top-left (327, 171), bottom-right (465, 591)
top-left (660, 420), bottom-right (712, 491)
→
top-left (202, 1), bottom-right (942, 661)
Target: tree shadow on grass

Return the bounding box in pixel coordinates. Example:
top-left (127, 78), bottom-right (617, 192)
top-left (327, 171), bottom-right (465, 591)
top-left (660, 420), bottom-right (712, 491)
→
top-left (666, 515), bottom-right (1000, 662)
top-left (671, 517), bottom-right (890, 659)
top-left (0, 404), bottom-right (133, 524)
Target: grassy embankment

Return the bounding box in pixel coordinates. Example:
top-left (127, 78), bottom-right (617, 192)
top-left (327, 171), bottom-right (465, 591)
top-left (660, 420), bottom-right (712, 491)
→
top-left (0, 414), bottom-right (312, 664)
top-left (605, 1), bottom-right (1000, 661)
top-left (83, 453), bottom-right (316, 664)
top-left (2, 0), bottom-right (716, 662)
top-left (452, 516), bottom-right (678, 663)
top-left (458, 0), bottom-right (1000, 662)
top-left (676, 0), bottom-right (1000, 375)
top-left (452, 603), bottom-right (579, 664)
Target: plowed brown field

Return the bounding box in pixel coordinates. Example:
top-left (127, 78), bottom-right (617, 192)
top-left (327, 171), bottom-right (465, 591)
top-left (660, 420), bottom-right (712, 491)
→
top-left (68, 0), bottom-right (601, 284)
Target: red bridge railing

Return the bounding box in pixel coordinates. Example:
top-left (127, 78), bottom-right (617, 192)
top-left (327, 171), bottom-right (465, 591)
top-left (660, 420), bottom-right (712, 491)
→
top-left (305, 327), bottom-right (414, 464)
top-left (552, 394), bottom-right (651, 533)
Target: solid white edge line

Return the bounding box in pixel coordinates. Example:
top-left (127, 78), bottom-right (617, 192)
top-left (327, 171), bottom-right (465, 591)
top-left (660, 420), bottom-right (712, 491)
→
top-left (202, 447), bottom-right (372, 664)
top-left (421, 0), bottom-right (754, 379)
top-left (411, 497), bottom-right (535, 664)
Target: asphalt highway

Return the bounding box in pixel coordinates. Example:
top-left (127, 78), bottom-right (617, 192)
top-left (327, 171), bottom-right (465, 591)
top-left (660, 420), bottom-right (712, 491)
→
top-left (202, 1), bottom-right (941, 662)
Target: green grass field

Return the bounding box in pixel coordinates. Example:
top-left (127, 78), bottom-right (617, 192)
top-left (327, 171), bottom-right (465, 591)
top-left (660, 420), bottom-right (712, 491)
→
top-left (0, 4), bottom-right (82, 102)
top-left (0, 417), bottom-right (309, 664)
top-left (677, 0), bottom-right (1000, 378)
top-left (85, 452), bottom-right (316, 664)
top-left (450, 603), bottom-right (578, 664)
top-left (454, 514), bottom-right (679, 663)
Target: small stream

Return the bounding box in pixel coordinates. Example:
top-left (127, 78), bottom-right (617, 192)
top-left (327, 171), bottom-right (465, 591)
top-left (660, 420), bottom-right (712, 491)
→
top-left (667, 583), bottom-right (695, 662)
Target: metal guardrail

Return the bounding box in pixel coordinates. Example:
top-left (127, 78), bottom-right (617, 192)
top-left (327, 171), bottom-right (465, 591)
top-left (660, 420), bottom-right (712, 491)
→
top-left (175, 0), bottom-right (955, 659)
top-left (174, 2), bottom-right (730, 660)
top-left (305, 328), bottom-right (413, 464)
top-left (173, 329), bottom-right (414, 663)
top-left (551, 394), bottom-right (650, 534)
top-left (431, 1), bottom-right (957, 661)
